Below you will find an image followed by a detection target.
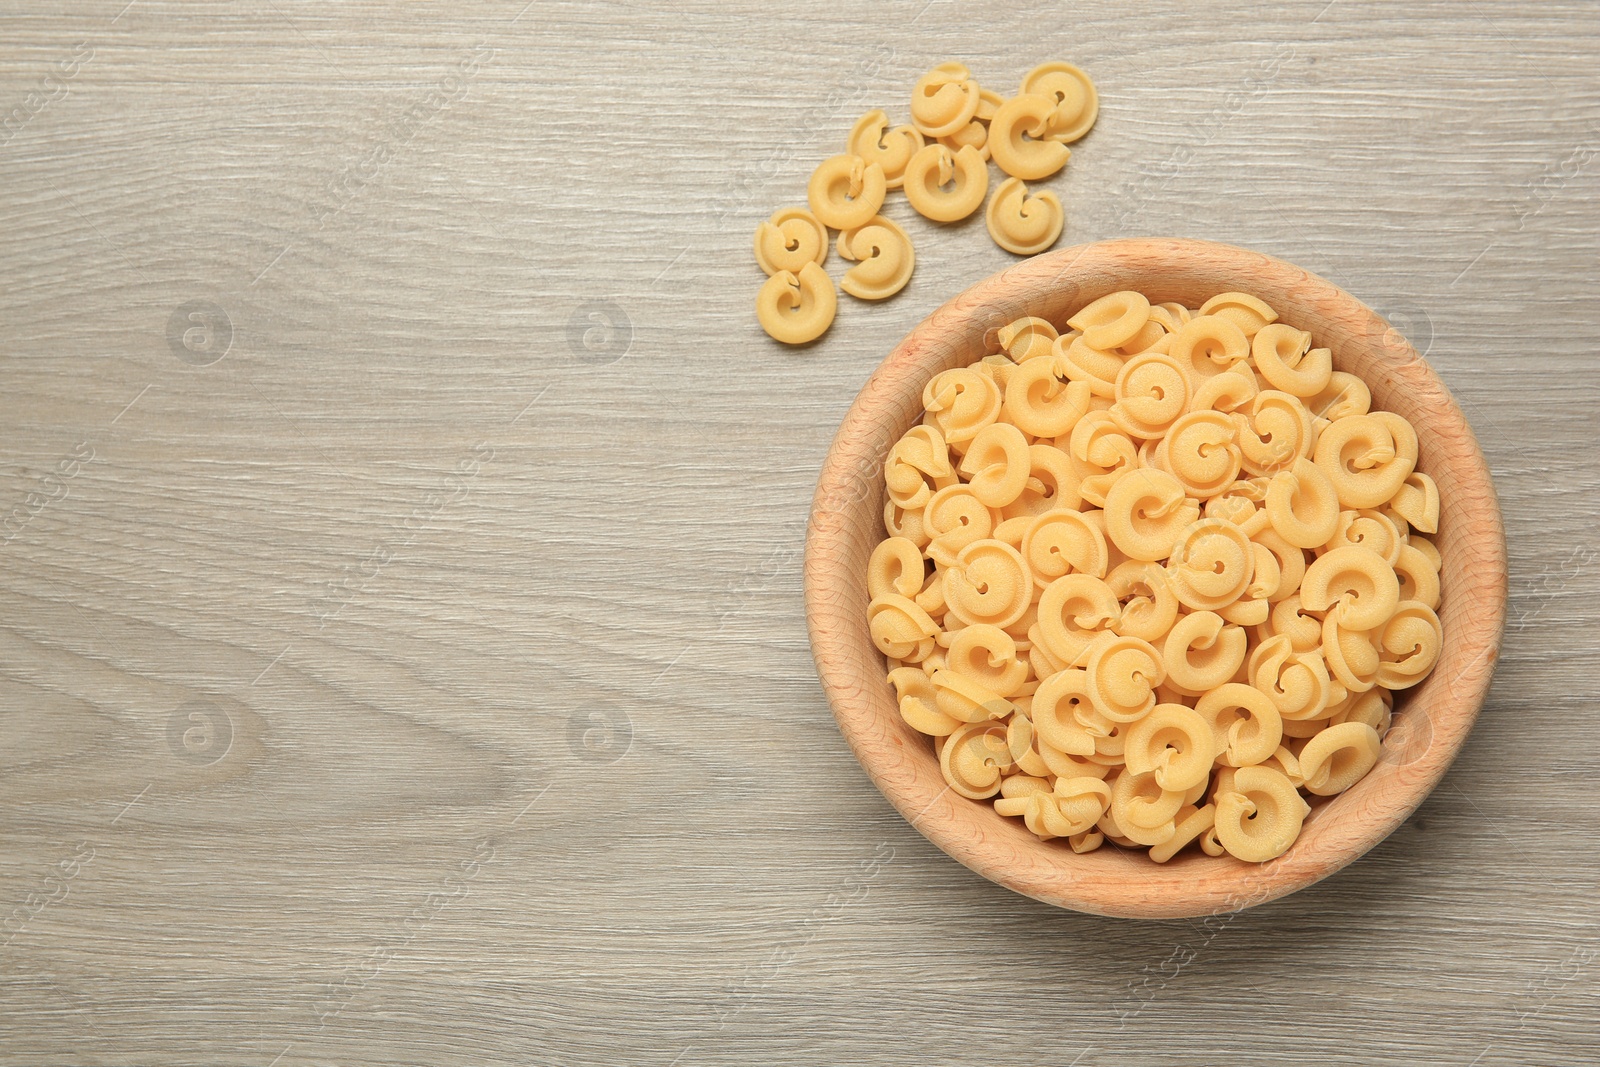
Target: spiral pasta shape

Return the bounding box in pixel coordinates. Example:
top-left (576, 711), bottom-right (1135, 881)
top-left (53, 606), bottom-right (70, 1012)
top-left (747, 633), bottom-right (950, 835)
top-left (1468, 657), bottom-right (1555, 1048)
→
top-left (1110, 770), bottom-right (1183, 845)
top-left (1002, 444), bottom-right (1083, 520)
top-left (1196, 682), bottom-right (1282, 768)
top-left (1252, 323), bottom-right (1332, 397)
top-left (1167, 314), bottom-right (1250, 379)
top-left (1326, 508), bottom-right (1403, 565)
top-left (1236, 390), bottom-right (1314, 477)
top-left (1110, 352), bottom-right (1191, 440)
top-left (1213, 766), bottom-right (1309, 861)
top-left (940, 719), bottom-right (1014, 799)
top-left (910, 61), bottom-right (981, 138)
top-left (1105, 561), bottom-right (1180, 643)
top-left (867, 593), bottom-right (939, 661)
top-left (887, 666), bottom-right (962, 736)
top-left (1020, 61), bottom-right (1099, 143)
top-left (1264, 457), bottom-right (1341, 549)
top-left (1036, 573), bottom-right (1120, 667)
top-left (847, 109), bottom-right (925, 189)
top-left (944, 538), bottom-right (1033, 629)
top-left (755, 262), bottom-right (837, 345)
top-left (1265, 595), bottom-right (1323, 653)
top-left (1300, 545), bottom-right (1401, 631)
top-left (1022, 508), bottom-right (1108, 587)
top-left (923, 367), bottom-right (1002, 445)
top-left (1308, 371), bottom-right (1372, 421)
top-left (753, 206), bottom-right (828, 276)
top-left (1389, 471), bottom-right (1440, 534)
top-left (884, 425), bottom-right (955, 509)
top-left (1030, 668), bottom-right (1098, 757)
top-left (1124, 702), bottom-right (1214, 791)
top-left (1162, 611), bottom-right (1248, 692)
top-left (1393, 543), bottom-right (1441, 611)
top-left (867, 536), bottom-right (925, 600)
top-left (989, 92), bottom-right (1072, 180)
top-left (1297, 721), bottom-right (1382, 796)
top-left (1198, 292), bottom-right (1278, 339)
top-left (1166, 518), bottom-right (1255, 611)
top-left (1068, 413), bottom-right (1140, 508)
top-left (1320, 610), bottom-right (1380, 693)
top-left (1248, 633), bottom-right (1334, 721)
top-left (837, 215), bottom-right (915, 301)
top-left (1085, 632), bottom-right (1165, 723)
top-left (903, 143), bottom-right (989, 222)
top-left (1159, 410), bottom-right (1241, 499)
top-left (1374, 600), bottom-right (1443, 690)
top-left (1002, 352), bottom-right (1092, 438)
top-left (1068, 291), bottom-right (1153, 351)
top-left (923, 484), bottom-right (994, 566)
top-left (996, 316), bottom-right (1058, 363)
top-left (1314, 414), bottom-right (1417, 509)
top-left (959, 421), bottom-right (1032, 508)
top-left (1102, 469), bottom-right (1200, 562)
top-left (985, 176), bottom-right (1064, 255)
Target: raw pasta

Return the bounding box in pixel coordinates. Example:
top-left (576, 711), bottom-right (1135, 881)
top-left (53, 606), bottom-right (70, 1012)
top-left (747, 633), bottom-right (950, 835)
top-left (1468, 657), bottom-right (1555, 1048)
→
top-left (755, 59), bottom-right (1102, 343)
top-left (867, 291), bottom-right (1445, 864)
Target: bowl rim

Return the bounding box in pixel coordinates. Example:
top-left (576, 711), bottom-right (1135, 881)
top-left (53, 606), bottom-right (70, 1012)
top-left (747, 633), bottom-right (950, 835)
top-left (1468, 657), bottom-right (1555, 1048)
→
top-left (804, 236), bottom-right (1508, 919)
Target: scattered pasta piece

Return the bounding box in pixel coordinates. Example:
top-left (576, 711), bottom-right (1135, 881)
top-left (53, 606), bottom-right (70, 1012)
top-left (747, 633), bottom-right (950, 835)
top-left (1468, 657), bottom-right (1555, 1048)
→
top-left (755, 262), bottom-right (836, 344)
top-left (837, 215), bottom-right (915, 301)
top-left (985, 177), bottom-right (1064, 255)
top-left (868, 292), bottom-right (1445, 863)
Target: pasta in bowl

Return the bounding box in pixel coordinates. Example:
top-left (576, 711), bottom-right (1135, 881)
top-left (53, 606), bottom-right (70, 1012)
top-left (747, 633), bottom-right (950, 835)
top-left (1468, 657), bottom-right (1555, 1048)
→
top-left (804, 238), bottom-right (1506, 918)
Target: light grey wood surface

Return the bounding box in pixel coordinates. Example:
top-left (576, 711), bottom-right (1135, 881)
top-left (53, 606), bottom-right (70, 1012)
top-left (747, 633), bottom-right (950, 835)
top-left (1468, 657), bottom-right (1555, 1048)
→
top-left (0, 1), bottom-right (1595, 1064)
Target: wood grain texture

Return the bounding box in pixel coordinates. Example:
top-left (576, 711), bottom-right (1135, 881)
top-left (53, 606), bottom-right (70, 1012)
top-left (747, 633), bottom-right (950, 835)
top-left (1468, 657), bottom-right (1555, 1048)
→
top-left (0, 1), bottom-right (1596, 1064)
top-left (806, 237), bottom-right (1507, 918)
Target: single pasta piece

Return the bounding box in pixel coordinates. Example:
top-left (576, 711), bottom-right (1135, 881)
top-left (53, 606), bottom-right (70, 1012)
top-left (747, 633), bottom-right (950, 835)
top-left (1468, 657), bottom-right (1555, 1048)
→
top-left (1214, 766), bottom-right (1311, 861)
top-left (847, 109), bottom-right (925, 190)
top-left (837, 215), bottom-right (915, 301)
top-left (989, 93), bottom-right (1072, 180)
top-left (755, 262), bottom-right (836, 344)
top-left (807, 153), bottom-right (887, 231)
top-left (753, 206), bottom-right (828, 275)
top-left (985, 177), bottom-right (1064, 255)
top-left (903, 143), bottom-right (990, 222)
top-left (1020, 61), bottom-right (1098, 143)
top-left (911, 61), bottom-right (981, 138)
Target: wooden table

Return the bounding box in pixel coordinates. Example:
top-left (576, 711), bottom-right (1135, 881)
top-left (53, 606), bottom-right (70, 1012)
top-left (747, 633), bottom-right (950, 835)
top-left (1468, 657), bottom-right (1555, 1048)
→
top-left (2, 2), bottom-right (1595, 1064)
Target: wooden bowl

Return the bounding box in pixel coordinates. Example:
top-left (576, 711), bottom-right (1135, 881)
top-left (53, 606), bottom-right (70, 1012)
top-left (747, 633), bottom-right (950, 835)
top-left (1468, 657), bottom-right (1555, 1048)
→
top-left (804, 237), bottom-right (1507, 919)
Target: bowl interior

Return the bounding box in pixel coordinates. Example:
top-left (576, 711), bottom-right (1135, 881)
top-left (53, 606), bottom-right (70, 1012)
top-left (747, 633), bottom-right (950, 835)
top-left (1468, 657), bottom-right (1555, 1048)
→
top-left (804, 237), bottom-right (1507, 918)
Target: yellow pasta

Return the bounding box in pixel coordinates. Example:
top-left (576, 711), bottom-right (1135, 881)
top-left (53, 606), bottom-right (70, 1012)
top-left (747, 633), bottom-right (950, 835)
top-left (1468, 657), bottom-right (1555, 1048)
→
top-left (847, 109), bottom-right (925, 190)
top-left (1313, 414), bottom-right (1417, 509)
top-left (1124, 703), bottom-right (1213, 791)
top-left (903, 143), bottom-right (989, 222)
top-left (1022, 508), bottom-right (1108, 587)
top-left (944, 538), bottom-right (1033, 629)
top-left (985, 176), bottom-right (1064, 255)
top-left (755, 262), bottom-right (836, 345)
top-left (868, 294), bottom-right (1445, 863)
top-left (989, 93), bottom-right (1072, 180)
top-left (837, 215), bottom-right (915, 301)
top-left (911, 61), bottom-right (981, 138)
top-left (1296, 721), bottom-right (1382, 796)
top-left (1264, 457), bottom-right (1341, 549)
top-left (1213, 766), bottom-right (1309, 861)
top-left (867, 536), bottom-right (925, 600)
top-left (806, 153), bottom-right (887, 231)
top-left (1162, 611), bottom-right (1248, 692)
top-left (753, 206), bottom-right (828, 275)
top-left (1166, 519), bottom-right (1255, 611)
top-left (1102, 469), bottom-right (1200, 561)
top-left (1019, 61), bottom-right (1099, 143)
